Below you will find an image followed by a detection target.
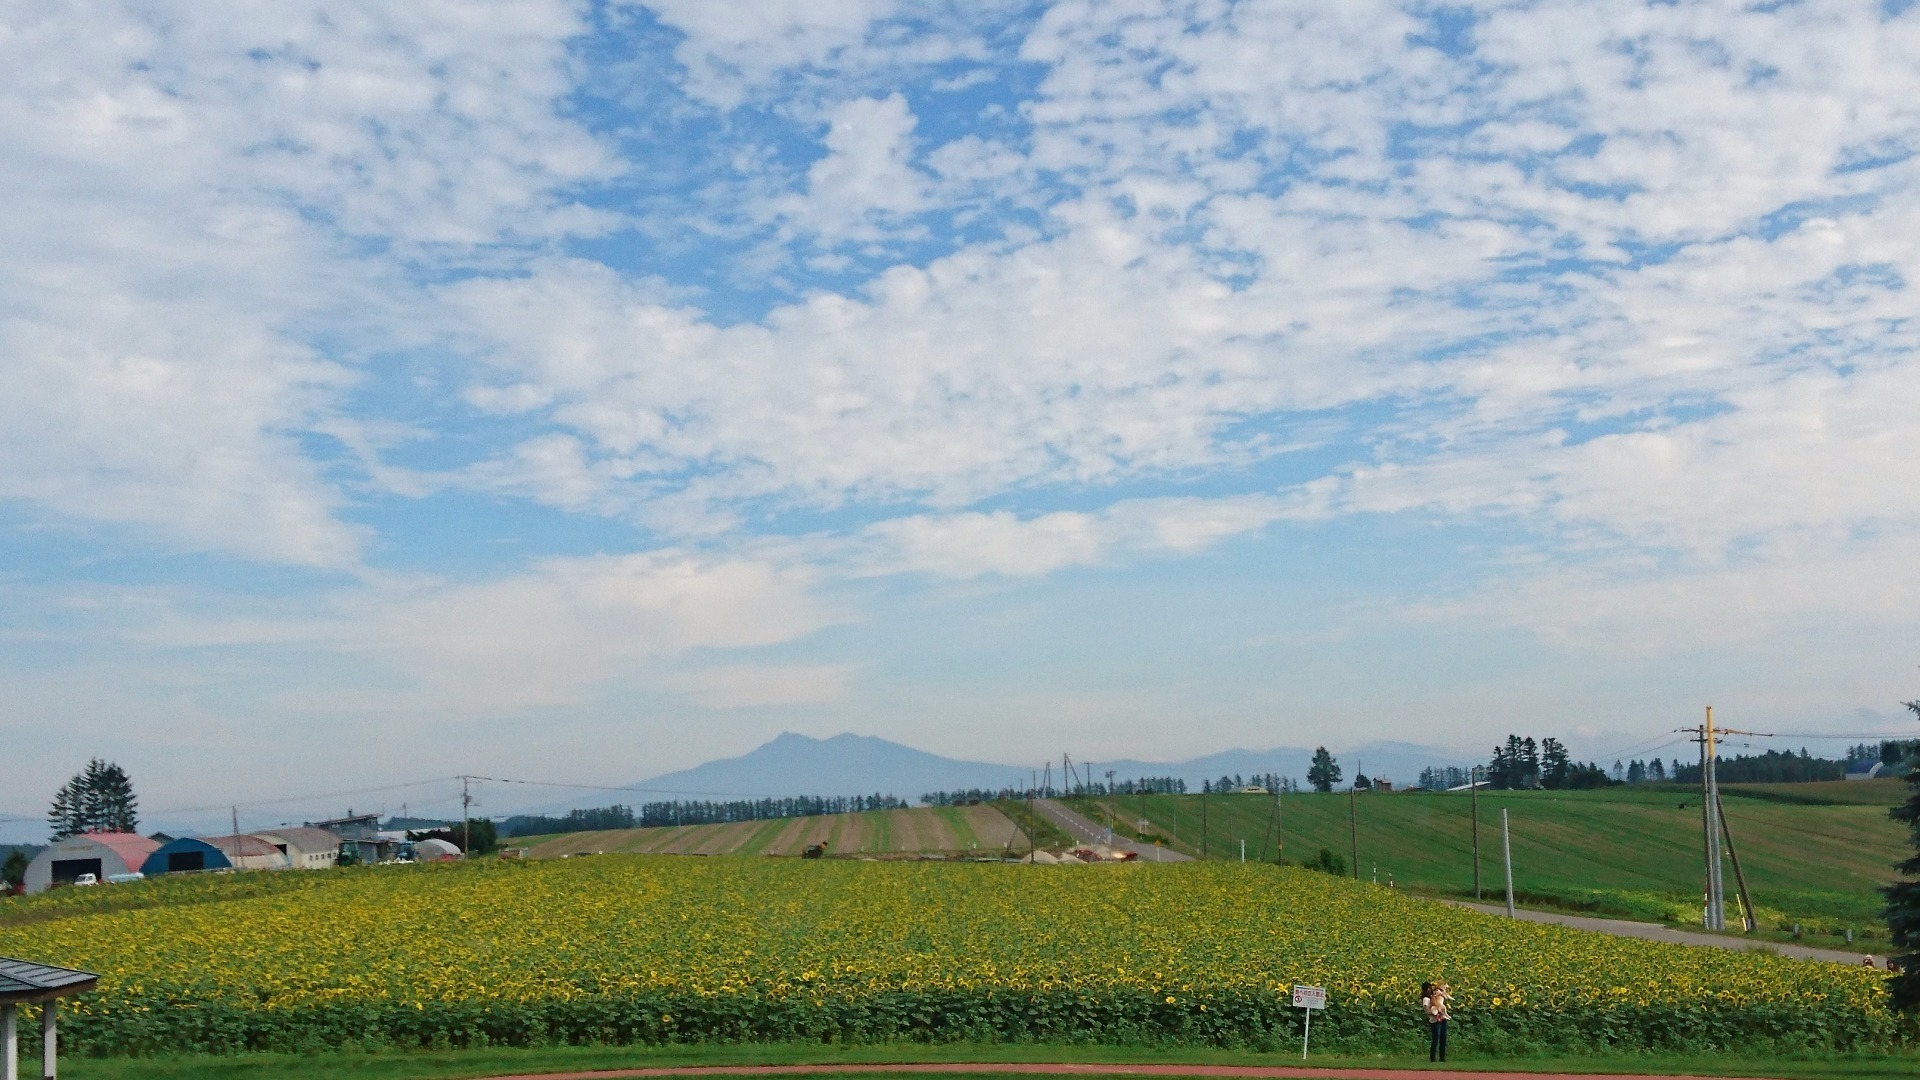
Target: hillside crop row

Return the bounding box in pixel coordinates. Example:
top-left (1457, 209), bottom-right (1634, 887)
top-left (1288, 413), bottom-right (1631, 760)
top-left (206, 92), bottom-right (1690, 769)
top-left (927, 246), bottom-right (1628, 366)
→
top-left (0, 857), bottom-right (1901, 1056)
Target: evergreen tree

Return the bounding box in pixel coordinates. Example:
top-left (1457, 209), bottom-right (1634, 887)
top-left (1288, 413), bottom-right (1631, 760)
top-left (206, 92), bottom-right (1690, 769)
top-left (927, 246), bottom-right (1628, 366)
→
top-left (1306, 747), bottom-right (1341, 793)
top-left (1540, 738), bottom-right (1572, 788)
top-left (48, 779), bottom-right (79, 841)
top-left (46, 759), bottom-right (138, 839)
top-left (1, 849), bottom-right (28, 891)
top-left (1887, 698), bottom-right (1920, 1011)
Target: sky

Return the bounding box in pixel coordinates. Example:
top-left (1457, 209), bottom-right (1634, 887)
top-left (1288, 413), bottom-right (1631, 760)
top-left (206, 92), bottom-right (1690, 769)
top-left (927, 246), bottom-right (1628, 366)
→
top-left (4, 0), bottom-right (1919, 835)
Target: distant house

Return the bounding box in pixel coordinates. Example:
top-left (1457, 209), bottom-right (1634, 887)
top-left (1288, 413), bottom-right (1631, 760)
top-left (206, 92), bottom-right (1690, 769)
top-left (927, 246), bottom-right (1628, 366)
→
top-left (1845, 760), bottom-right (1887, 781)
top-left (22, 833), bottom-right (160, 895)
top-left (251, 827), bottom-right (341, 870)
top-left (204, 835), bottom-right (290, 871)
top-left (307, 813), bottom-right (382, 840)
top-left (139, 837), bottom-right (233, 876)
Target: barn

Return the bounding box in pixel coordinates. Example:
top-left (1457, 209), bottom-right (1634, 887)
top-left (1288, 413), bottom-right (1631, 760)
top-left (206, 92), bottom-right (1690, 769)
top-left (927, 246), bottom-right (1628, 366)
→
top-left (251, 827), bottom-right (341, 870)
top-left (139, 837), bottom-right (233, 876)
top-left (22, 833), bottom-right (159, 894)
top-left (205, 834), bottom-right (290, 870)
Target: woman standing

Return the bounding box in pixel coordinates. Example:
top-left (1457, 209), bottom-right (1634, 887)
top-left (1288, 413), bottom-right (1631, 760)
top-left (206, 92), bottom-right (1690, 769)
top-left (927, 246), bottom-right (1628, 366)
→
top-left (1423, 979), bottom-right (1450, 1062)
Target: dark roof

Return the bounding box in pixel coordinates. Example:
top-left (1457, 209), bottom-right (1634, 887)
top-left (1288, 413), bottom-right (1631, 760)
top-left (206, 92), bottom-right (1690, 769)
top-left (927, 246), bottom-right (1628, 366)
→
top-left (0, 957), bottom-right (98, 1004)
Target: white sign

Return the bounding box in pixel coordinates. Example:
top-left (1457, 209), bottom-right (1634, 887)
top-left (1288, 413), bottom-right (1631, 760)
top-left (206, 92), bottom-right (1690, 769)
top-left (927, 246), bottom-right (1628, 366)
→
top-left (1291, 985), bottom-right (1326, 1010)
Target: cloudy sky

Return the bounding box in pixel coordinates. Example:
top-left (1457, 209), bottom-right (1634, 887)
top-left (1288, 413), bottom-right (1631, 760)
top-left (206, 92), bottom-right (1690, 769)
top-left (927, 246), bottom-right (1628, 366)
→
top-left (4, 0), bottom-right (1918, 830)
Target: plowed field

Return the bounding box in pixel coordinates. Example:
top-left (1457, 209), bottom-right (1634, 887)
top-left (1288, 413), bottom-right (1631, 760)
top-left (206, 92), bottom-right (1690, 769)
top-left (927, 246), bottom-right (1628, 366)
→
top-left (513, 804), bottom-right (1019, 859)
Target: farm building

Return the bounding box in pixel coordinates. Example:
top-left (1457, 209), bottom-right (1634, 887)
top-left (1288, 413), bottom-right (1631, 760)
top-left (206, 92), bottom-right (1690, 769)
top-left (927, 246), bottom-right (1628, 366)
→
top-left (139, 837), bottom-right (232, 876)
top-left (205, 834), bottom-right (290, 870)
top-left (251, 827), bottom-right (340, 869)
top-left (22, 832), bottom-right (159, 895)
top-left (308, 812), bottom-right (381, 840)
top-left (1845, 760), bottom-right (1887, 781)
top-left (412, 837), bottom-right (462, 861)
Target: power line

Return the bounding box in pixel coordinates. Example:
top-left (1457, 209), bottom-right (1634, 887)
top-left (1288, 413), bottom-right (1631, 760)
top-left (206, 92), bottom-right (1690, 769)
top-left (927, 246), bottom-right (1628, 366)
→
top-left (148, 776), bottom-right (463, 816)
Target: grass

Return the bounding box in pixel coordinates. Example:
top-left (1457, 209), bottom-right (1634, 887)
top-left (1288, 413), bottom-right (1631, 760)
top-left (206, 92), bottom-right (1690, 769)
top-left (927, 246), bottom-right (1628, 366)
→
top-left (1063, 780), bottom-right (1909, 946)
top-left (42, 1040), bottom-right (1920, 1080)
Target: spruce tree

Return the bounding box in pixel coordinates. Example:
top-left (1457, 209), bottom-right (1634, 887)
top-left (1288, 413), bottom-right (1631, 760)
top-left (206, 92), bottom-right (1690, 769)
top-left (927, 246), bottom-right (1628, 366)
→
top-left (91, 760), bottom-right (139, 832)
top-left (1306, 747), bottom-right (1341, 793)
top-left (1888, 698), bottom-right (1920, 1012)
top-left (47, 779), bottom-right (79, 841)
top-left (46, 759), bottom-right (138, 840)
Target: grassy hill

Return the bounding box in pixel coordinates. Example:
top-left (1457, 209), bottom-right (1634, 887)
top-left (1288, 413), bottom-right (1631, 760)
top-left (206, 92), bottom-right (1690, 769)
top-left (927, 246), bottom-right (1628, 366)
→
top-left (507, 802), bottom-right (1039, 859)
top-left (1064, 778), bottom-right (1910, 947)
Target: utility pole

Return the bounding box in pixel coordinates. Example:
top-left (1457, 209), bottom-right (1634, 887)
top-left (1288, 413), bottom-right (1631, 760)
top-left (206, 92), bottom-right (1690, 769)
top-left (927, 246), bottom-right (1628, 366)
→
top-left (461, 776), bottom-right (473, 858)
top-left (1348, 784), bottom-right (1359, 879)
top-left (1704, 706), bottom-right (1723, 930)
top-left (1675, 708), bottom-right (1769, 931)
top-left (1501, 808), bottom-right (1515, 917)
top-left (1028, 769), bottom-right (1037, 856)
top-left (1275, 785), bottom-right (1284, 864)
top-left (1470, 765), bottom-right (1482, 900)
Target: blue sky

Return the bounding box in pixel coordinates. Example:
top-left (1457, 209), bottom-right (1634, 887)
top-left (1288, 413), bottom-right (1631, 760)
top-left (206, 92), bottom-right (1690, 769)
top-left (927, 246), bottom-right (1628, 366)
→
top-left (3, 0), bottom-right (1919, 832)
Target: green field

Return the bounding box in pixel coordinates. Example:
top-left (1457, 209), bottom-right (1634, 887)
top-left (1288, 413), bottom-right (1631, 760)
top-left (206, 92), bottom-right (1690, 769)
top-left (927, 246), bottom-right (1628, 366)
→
top-left (1065, 780), bottom-right (1909, 944)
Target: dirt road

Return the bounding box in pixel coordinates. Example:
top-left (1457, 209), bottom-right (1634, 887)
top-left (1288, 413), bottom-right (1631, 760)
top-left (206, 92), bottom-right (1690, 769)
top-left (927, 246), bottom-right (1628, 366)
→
top-left (1443, 900), bottom-right (1881, 966)
top-left (1033, 798), bottom-right (1192, 861)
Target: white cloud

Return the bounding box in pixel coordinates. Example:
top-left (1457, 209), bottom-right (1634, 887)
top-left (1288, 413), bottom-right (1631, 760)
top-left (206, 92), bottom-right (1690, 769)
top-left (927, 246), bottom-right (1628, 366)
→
top-left (850, 495), bottom-right (1289, 580)
top-left (375, 552), bottom-right (837, 708)
top-left (666, 663), bottom-right (853, 708)
top-left (632, 0), bottom-right (903, 108)
top-left (779, 94), bottom-right (930, 238)
top-left (0, 1), bottom-right (611, 565)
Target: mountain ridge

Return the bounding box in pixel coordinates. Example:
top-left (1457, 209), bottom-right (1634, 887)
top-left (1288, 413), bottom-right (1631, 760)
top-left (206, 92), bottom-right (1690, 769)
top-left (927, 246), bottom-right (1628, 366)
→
top-left (619, 731), bottom-right (1472, 802)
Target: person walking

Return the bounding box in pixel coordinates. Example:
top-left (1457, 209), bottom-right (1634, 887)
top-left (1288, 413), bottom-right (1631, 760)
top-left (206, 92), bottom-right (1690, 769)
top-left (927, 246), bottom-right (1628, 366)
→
top-left (1422, 979), bottom-right (1451, 1062)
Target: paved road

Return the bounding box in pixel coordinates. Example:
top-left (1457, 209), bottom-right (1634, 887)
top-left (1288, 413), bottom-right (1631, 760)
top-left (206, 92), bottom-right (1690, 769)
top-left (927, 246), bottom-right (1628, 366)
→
top-left (486, 1063), bottom-right (1784, 1080)
top-left (1033, 798), bottom-right (1193, 862)
top-left (1443, 900), bottom-right (1881, 966)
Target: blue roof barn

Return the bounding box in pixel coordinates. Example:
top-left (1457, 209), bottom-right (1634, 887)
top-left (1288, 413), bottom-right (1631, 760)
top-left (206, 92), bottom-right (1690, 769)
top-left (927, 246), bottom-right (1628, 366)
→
top-left (139, 837), bottom-right (234, 876)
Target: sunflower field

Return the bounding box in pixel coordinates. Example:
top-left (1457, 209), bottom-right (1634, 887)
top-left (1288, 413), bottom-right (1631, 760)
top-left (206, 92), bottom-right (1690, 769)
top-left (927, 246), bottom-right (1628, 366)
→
top-left (0, 856), bottom-right (1902, 1057)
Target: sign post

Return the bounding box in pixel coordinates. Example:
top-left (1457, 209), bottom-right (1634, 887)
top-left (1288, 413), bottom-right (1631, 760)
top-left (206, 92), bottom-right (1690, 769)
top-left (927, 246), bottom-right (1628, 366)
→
top-left (1291, 984), bottom-right (1326, 1059)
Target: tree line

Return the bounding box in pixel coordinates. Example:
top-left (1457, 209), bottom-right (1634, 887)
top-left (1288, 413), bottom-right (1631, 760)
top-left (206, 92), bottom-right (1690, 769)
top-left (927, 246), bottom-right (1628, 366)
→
top-left (47, 759), bottom-right (139, 840)
top-left (920, 776), bottom-right (1188, 805)
top-left (503, 794), bottom-right (910, 838)
top-left (1200, 773), bottom-right (1298, 793)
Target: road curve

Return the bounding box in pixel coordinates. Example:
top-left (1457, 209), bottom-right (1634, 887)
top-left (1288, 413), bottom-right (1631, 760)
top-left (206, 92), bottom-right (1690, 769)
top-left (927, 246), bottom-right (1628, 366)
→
top-left (1032, 798), bottom-right (1193, 861)
top-left (481, 1062), bottom-right (1781, 1080)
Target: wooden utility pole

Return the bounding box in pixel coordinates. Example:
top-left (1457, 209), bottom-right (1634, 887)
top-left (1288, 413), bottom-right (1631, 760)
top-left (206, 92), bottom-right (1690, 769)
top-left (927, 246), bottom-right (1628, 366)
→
top-left (1348, 785), bottom-right (1359, 879)
top-left (1704, 706), bottom-right (1724, 929)
top-left (461, 776), bottom-right (473, 859)
top-left (1677, 708), bottom-right (1769, 931)
top-left (1470, 765), bottom-right (1482, 900)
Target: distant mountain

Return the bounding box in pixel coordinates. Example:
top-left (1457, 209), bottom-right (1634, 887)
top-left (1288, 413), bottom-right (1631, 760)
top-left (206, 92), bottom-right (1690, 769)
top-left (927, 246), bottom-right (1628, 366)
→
top-left (633, 732), bottom-right (1033, 801)
top-left (1078, 740), bottom-right (1467, 791)
top-left (611, 732), bottom-right (1471, 804)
